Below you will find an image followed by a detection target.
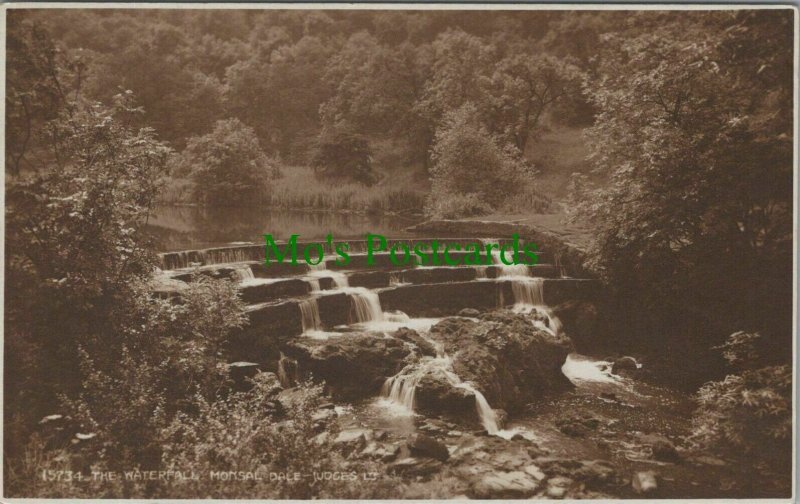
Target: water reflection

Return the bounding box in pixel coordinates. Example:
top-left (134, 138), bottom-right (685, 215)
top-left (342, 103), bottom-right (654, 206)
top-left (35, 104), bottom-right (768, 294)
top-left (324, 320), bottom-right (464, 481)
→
top-left (146, 205), bottom-right (417, 251)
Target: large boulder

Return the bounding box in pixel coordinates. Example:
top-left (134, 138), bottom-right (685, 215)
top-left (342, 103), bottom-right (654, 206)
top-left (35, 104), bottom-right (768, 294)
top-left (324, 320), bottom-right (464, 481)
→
top-left (393, 327), bottom-right (437, 357)
top-left (284, 334), bottom-right (412, 400)
top-left (414, 371), bottom-right (478, 420)
top-left (427, 311), bottom-right (574, 412)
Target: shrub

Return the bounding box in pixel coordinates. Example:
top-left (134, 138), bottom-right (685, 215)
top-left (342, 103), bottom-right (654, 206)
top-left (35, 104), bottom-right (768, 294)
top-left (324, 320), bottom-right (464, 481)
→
top-left (59, 275), bottom-right (247, 472)
top-left (159, 376), bottom-right (398, 499)
top-left (426, 103), bottom-right (534, 217)
top-left (424, 192), bottom-right (492, 219)
top-left (181, 118), bottom-right (274, 206)
top-left (691, 331), bottom-right (792, 481)
top-left (312, 131), bottom-right (376, 185)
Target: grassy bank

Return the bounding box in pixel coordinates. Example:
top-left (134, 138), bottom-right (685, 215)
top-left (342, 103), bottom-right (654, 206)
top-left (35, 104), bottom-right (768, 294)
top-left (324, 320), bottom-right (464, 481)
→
top-left (158, 165), bottom-right (427, 216)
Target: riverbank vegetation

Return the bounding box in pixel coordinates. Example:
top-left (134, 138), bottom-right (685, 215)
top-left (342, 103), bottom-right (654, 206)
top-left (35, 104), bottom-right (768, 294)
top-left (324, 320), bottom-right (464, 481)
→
top-left (4, 8), bottom-right (793, 498)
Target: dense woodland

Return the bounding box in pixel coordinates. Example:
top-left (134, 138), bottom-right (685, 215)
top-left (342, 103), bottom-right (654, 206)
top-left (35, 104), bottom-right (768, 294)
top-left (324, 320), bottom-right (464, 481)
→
top-left (4, 9), bottom-right (794, 498)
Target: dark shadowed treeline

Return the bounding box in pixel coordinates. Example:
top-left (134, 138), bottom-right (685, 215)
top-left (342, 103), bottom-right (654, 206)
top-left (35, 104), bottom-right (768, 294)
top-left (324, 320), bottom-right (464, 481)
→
top-left (7, 9), bottom-right (605, 215)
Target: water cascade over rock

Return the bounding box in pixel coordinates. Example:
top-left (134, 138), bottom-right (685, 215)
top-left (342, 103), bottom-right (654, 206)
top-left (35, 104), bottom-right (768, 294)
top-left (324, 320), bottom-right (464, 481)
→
top-left (232, 265), bottom-right (255, 282)
top-left (381, 354), bottom-right (503, 434)
top-left (427, 311), bottom-right (573, 412)
top-left (380, 310), bottom-right (572, 436)
top-left (299, 298), bottom-right (322, 334)
top-left (277, 352), bottom-right (299, 387)
top-left (348, 287), bottom-right (384, 323)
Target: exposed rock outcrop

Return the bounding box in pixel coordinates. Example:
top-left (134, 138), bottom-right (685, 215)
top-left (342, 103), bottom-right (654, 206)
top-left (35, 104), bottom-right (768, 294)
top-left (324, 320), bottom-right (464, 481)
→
top-left (285, 334), bottom-right (412, 399)
top-left (427, 310), bottom-right (574, 412)
top-left (393, 327), bottom-right (437, 357)
top-left (415, 372), bottom-right (478, 420)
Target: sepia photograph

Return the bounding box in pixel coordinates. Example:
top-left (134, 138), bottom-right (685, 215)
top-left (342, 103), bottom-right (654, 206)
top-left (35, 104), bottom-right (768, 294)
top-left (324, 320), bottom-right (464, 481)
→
top-left (2, 3), bottom-right (796, 500)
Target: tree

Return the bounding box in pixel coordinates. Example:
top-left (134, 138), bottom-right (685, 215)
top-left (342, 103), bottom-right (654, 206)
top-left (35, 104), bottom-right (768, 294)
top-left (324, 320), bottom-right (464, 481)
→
top-left (181, 118), bottom-right (274, 206)
top-left (311, 130), bottom-right (376, 185)
top-left (320, 33), bottom-right (419, 136)
top-left (5, 92), bottom-right (172, 440)
top-left (426, 103), bottom-right (532, 217)
top-left (483, 53), bottom-right (583, 151)
top-left (5, 18), bottom-right (78, 175)
top-left (570, 11), bottom-right (793, 348)
top-left (226, 36), bottom-right (335, 159)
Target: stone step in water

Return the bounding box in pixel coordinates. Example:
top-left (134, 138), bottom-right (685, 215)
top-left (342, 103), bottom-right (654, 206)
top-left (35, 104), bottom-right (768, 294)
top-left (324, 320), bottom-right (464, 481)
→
top-left (159, 237), bottom-right (546, 270)
top-left (162, 262), bottom-right (564, 306)
top-left (235, 279), bottom-right (600, 343)
top-left (229, 264), bottom-right (561, 305)
top-left (168, 250), bottom-right (556, 281)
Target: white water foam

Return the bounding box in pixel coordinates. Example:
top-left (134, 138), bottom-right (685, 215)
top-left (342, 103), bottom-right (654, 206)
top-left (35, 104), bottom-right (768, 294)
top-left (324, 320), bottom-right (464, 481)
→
top-left (240, 277), bottom-right (286, 287)
top-left (561, 353), bottom-right (621, 385)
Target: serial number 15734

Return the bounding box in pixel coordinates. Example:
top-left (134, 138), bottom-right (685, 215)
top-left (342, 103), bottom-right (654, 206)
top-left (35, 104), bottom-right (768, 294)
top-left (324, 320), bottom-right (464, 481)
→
top-left (41, 470), bottom-right (85, 482)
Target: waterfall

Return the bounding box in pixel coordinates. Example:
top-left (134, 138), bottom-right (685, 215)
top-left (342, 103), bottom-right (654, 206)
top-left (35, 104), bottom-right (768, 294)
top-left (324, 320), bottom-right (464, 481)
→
top-left (309, 259), bottom-right (327, 271)
top-left (462, 385), bottom-right (501, 434)
top-left (278, 353), bottom-right (299, 387)
top-left (299, 298), bottom-right (322, 333)
top-left (349, 287), bottom-right (383, 323)
top-left (309, 279), bottom-right (321, 292)
top-left (511, 277), bottom-right (545, 306)
top-left (474, 266), bottom-right (487, 279)
top-left (509, 277), bottom-right (563, 336)
top-left (329, 271), bottom-right (349, 288)
top-left (381, 351), bottom-right (505, 435)
top-left (381, 369), bottom-right (421, 410)
top-left (491, 251), bottom-right (530, 277)
top-left (232, 265), bottom-right (255, 282)
top-left (481, 239), bottom-right (530, 277)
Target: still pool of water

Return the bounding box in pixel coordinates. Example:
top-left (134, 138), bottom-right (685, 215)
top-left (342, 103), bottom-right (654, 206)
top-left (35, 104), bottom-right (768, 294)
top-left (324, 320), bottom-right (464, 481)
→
top-left (146, 205), bottom-right (418, 251)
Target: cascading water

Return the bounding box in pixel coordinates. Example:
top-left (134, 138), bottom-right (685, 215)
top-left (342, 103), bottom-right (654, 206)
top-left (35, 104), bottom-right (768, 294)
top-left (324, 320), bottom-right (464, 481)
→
top-left (510, 277), bottom-right (563, 336)
top-left (380, 340), bottom-right (518, 437)
top-left (511, 277), bottom-right (545, 306)
top-left (299, 298), bottom-right (322, 333)
top-left (232, 265), bottom-right (255, 282)
top-left (278, 353), bottom-right (299, 387)
top-left (309, 259), bottom-right (328, 271)
top-left (482, 248), bottom-right (564, 337)
top-left (461, 384), bottom-right (501, 434)
top-left (349, 287), bottom-right (384, 323)
top-left (329, 271), bottom-right (349, 288)
top-left (483, 239), bottom-right (530, 277)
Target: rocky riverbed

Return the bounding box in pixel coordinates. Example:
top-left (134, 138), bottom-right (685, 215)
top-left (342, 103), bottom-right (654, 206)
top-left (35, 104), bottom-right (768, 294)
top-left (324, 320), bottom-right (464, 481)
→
top-left (263, 308), bottom-right (781, 499)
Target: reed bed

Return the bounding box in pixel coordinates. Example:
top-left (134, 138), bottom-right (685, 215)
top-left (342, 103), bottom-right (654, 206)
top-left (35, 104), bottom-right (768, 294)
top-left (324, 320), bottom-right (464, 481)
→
top-left (157, 167), bottom-right (426, 215)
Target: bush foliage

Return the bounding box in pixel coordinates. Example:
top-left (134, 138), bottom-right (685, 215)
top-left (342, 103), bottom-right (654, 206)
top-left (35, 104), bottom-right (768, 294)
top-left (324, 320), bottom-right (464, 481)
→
top-left (692, 331), bottom-right (791, 485)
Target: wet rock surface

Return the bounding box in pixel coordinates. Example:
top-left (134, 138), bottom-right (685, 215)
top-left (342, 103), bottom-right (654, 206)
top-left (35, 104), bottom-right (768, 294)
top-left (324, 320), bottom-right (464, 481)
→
top-left (285, 334), bottom-right (412, 399)
top-left (414, 372), bottom-right (478, 419)
top-left (392, 327), bottom-right (437, 357)
top-left (323, 345), bottom-right (781, 499)
top-left (427, 310), bottom-right (574, 411)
